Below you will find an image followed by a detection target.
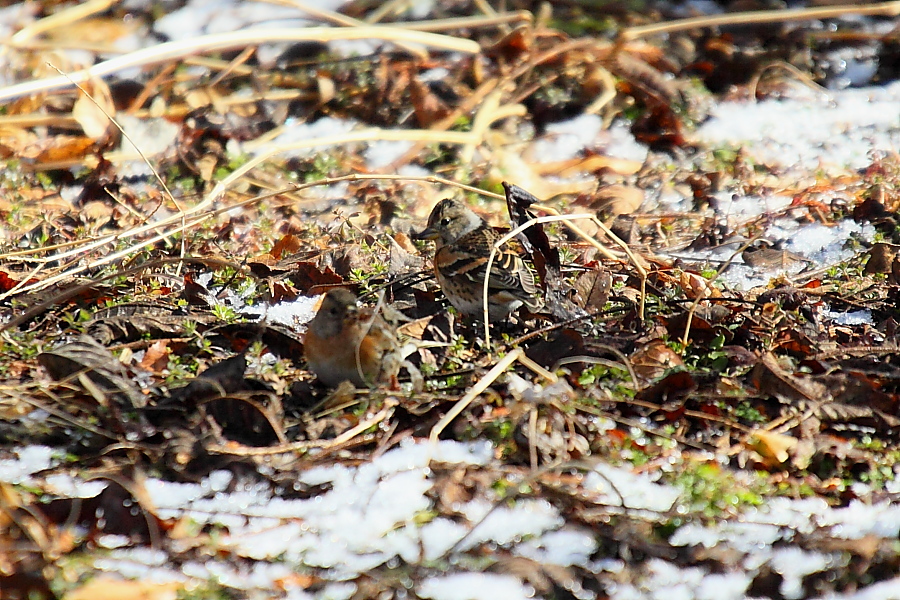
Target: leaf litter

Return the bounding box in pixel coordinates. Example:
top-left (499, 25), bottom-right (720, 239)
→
top-left (2, 1), bottom-right (900, 599)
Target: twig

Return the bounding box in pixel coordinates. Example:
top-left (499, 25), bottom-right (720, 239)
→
top-left (0, 27), bottom-right (480, 102)
top-left (619, 1), bottom-right (900, 41)
top-left (206, 402), bottom-right (394, 456)
top-left (10, 0), bottom-right (115, 45)
top-left (0, 257), bottom-right (244, 333)
top-left (481, 212), bottom-right (649, 350)
top-left (680, 236), bottom-right (759, 349)
top-left (429, 347), bottom-right (523, 444)
top-left (48, 64), bottom-right (185, 266)
top-left (748, 61), bottom-right (831, 102)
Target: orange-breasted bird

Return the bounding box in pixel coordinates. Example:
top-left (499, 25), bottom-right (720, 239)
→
top-left (304, 288), bottom-right (400, 387)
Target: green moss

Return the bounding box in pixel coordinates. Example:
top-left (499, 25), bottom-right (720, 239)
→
top-left (670, 461), bottom-right (770, 517)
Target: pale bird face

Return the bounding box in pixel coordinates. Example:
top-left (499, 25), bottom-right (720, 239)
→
top-left (418, 199), bottom-right (483, 245)
top-left (309, 288), bottom-right (358, 338)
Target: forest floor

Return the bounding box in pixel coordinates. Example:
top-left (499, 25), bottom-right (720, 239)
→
top-left (3, 1), bottom-right (900, 599)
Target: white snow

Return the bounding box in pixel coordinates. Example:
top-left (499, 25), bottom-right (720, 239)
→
top-left (418, 572), bottom-right (534, 600)
top-left (695, 82), bottom-right (900, 173)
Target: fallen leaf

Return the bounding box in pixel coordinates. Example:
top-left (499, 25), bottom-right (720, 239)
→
top-left (139, 340), bottom-right (170, 373)
top-left (748, 430), bottom-right (798, 465)
top-left (64, 578), bottom-right (180, 600)
top-left (72, 79), bottom-right (115, 141)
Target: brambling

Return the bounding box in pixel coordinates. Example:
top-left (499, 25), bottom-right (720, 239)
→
top-left (304, 288), bottom-right (400, 388)
top-left (416, 198), bottom-right (542, 320)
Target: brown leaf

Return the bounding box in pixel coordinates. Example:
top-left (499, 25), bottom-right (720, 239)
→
top-left (525, 329), bottom-right (586, 370)
top-left (397, 316), bottom-right (433, 341)
top-left (631, 340), bottom-right (684, 381)
top-left (392, 231), bottom-right (418, 254)
top-left (577, 184), bottom-right (645, 218)
top-left (139, 340), bottom-right (170, 373)
top-left (747, 430), bottom-right (798, 465)
top-left (389, 235), bottom-right (425, 276)
top-left (64, 578), bottom-right (180, 600)
top-left (533, 154), bottom-right (643, 177)
top-left (72, 79), bottom-right (115, 141)
top-left (679, 270), bottom-right (721, 300)
top-left (170, 354), bottom-right (249, 402)
top-left (572, 267), bottom-right (611, 311)
top-left (42, 479), bottom-right (164, 543)
top-left (38, 336), bottom-right (146, 408)
top-left (503, 182), bottom-right (560, 273)
top-left (410, 77), bottom-right (450, 128)
top-left (1, 573), bottom-right (57, 600)
top-left (271, 234), bottom-right (302, 259)
top-left (751, 352), bottom-right (830, 405)
top-left (483, 25), bottom-right (533, 60)
top-left (87, 302), bottom-right (217, 345)
top-left (637, 370), bottom-right (697, 411)
top-left (289, 262), bottom-right (344, 295)
top-left (0, 269), bottom-right (39, 292)
top-left (864, 242), bottom-right (896, 274)
top-left (490, 556), bottom-right (576, 596)
top-left (34, 136), bottom-right (95, 164)
top-left (204, 394), bottom-right (283, 447)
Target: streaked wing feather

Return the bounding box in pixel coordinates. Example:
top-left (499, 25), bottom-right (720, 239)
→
top-left (437, 225), bottom-right (542, 308)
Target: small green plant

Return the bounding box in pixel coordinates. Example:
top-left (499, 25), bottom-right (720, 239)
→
top-left (61, 308), bottom-right (92, 330)
top-left (730, 400), bottom-right (765, 424)
top-left (670, 461), bottom-right (769, 518)
top-left (480, 417), bottom-right (517, 458)
top-left (577, 363), bottom-right (627, 386)
top-left (211, 304), bottom-right (239, 323)
top-left (213, 152), bottom-right (251, 180)
top-left (165, 354), bottom-right (200, 383)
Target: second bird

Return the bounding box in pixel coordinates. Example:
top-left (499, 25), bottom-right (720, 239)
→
top-left (417, 198), bottom-right (542, 320)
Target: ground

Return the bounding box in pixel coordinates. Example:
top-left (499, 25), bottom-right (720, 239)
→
top-left (3, 1), bottom-right (900, 599)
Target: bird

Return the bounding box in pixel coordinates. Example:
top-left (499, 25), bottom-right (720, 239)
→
top-left (303, 288), bottom-right (400, 388)
top-left (416, 198), bottom-right (542, 320)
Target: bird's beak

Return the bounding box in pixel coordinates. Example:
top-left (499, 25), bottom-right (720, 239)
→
top-left (414, 227), bottom-right (440, 241)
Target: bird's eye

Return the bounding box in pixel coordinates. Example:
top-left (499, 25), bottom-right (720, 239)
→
top-left (440, 217), bottom-right (451, 227)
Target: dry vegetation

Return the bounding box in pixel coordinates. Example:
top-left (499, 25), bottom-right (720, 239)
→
top-left (3, 1), bottom-right (900, 599)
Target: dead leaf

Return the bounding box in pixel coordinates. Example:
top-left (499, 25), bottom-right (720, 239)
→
top-left (43, 16), bottom-right (141, 47)
top-left (576, 184), bottom-right (645, 218)
top-left (410, 77), bottom-right (450, 128)
top-left (38, 336), bottom-right (147, 408)
top-left (392, 232), bottom-right (418, 254)
top-left (533, 155), bottom-right (643, 177)
top-left (751, 352), bottom-right (830, 405)
top-left (64, 578), bottom-right (180, 600)
top-left (205, 394), bottom-right (284, 447)
top-left (72, 79), bottom-right (115, 141)
top-left (525, 329), bottom-right (586, 371)
top-left (631, 340), bottom-right (684, 381)
top-left (139, 340), bottom-right (170, 373)
top-left (34, 136), bottom-right (96, 164)
top-left (636, 370), bottom-right (697, 411)
top-left (170, 354), bottom-right (250, 402)
top-left (864, 242), bottom-right (896, 274)
top-left (679, 270), bottom-right (721, 299)
top-left (572, 267), bottom-right (611, 311)
top-left (272, 234), bottom-right (302, 259)
top-left (397, 316), bottom-right (433, 340)
top-left (489, 135), bottom-right (594, 197)
top-left (748, 430), bottom-right (798, 465)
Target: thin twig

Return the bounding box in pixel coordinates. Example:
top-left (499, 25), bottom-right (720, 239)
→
top-left (0, 27), bottom-right (480, 103)
top-left (429, 347), bottom-right (523, 445)
top-left (619, 1), bottom-right (900, 41)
